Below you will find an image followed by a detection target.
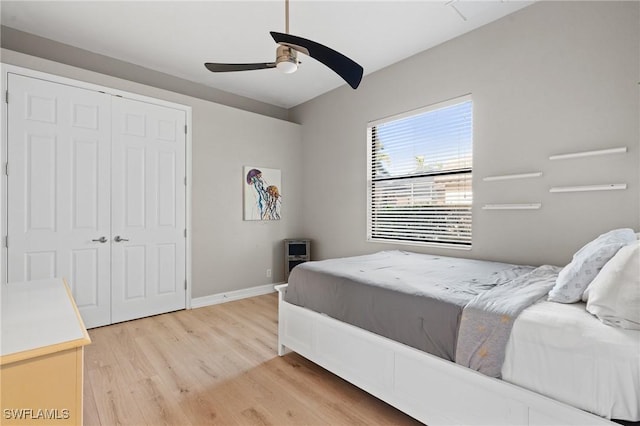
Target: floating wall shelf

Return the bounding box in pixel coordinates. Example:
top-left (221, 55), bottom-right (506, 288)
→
top-left (483, 172), bottom-right (543, 182)
top-left (549, 147), bottom-right (627, 160)
top-left (482, 203), bottom-right (542, 210)
top-left (549, 184), bottom-right (627, 193)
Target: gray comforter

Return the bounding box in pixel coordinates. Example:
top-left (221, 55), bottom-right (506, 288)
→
top-left (284, 250), bottom-right (558, 377)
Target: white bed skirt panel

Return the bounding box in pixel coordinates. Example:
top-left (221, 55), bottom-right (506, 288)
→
top-left (275, 285), bottom-right (614, 426)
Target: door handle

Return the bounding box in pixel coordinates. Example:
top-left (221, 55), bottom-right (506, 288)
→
top-left (92, 236), bottom-right (108, 243)
top-left (114, 235), bottom-right (129, 242)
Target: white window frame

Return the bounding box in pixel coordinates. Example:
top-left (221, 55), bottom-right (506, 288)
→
top-left (366, 95), bottom-right (473, 250)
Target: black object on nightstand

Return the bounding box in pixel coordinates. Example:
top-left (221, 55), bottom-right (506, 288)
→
top-left (284, 239), bottom-right (310, 282)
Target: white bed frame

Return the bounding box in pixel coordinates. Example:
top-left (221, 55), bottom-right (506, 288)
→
top-left (275, 284), bottom-right (615, 426)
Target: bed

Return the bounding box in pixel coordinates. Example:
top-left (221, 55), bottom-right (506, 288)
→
top-left (275, 248), bottom-right (640, 426)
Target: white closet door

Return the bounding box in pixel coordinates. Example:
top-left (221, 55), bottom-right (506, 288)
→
top-left (6, 73), bottom-right (112, 328)
top-left (111, 96), bottom-right (186, 323)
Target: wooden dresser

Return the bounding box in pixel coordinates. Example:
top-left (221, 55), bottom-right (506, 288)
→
top-left (1, 278), bottom-right (91, 425)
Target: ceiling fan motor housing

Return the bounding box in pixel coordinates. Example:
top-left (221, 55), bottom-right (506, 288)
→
top-left (276, 45), bottom-right (298, 73)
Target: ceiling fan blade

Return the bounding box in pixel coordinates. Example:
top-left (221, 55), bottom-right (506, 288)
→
top-left (270, 31), bottom-right (363, 89)
top-left (204, 62), bottom-right (276, 72)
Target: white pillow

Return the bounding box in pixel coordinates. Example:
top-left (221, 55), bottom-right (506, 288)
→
top-left (586, 241), bottom-right (640, 330)
top-left (584, 229), bottom-right (640, 301)
top-left (548, 228), bottom-right (636, 303)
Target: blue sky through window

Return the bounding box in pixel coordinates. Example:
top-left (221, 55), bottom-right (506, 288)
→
top-left (374, 100), bottom-right (472, 177)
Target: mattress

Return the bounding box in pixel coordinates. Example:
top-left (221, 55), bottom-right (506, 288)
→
top-left (284, 250), bottom-right (534, 361)
top-left (285, 250), bottom-right (640, 422)
top-left (503, 300), bottom-right (640, 421)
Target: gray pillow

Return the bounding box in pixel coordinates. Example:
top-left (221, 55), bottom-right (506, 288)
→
top-left (548, 228), bottom-right (636, 303)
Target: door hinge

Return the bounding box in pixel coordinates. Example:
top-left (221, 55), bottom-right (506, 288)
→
top-left (184, 176), bottom-right (187, 186)
top-left (4, 236), bottom-right (8, 249)
top-left (184, 229), bottom-right (187, 238)
top-left (4, 90), bottom-right (8, 104)
top-left (4, 162), bottom-right (8, 176)
top-left (184, 279), bottom-right (187, 290)
top-left (184, 124), bottom-right (187, 134)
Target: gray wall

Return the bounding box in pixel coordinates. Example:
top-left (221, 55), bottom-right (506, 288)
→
top-left (2, 0), bottom-right (638, 291)
top-left (289, 1), bottom-right (640, 267)
top-left (2, 49), bottom-right (303, 298)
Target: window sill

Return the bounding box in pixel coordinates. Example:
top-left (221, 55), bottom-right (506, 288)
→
top-left (367, 237), bottom-right (472, 251)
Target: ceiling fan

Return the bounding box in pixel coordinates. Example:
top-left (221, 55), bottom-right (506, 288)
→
top-left (204, 0), bottom-right (364, 89)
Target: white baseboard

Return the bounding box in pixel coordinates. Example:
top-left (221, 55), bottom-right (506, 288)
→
top-left (191, 282), bottom-right (281, 309)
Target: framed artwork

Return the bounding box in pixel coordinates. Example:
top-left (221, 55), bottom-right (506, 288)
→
top-left (244, 166), bottom-right (282, 220)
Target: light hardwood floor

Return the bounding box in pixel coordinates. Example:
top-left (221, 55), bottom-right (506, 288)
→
top-left (83, 293), bottom-right (423, 425)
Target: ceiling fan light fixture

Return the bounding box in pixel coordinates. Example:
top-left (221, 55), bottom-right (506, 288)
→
top-left (276, 59), bottom-right (298, 74)
top-left (276, 45), bottom-right (298, 74)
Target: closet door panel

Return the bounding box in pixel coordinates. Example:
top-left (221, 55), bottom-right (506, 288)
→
top-left (111, 97), bottom-right (186, 323)
top-left (7, 73), bottom-right (112, 328)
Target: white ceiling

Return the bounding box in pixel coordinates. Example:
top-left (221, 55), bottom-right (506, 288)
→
top-left (1, 1), bottom-right (533, 109)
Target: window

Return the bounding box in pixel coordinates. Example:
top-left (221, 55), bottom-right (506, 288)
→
top-left (367, 96), bottom-right (473, 248)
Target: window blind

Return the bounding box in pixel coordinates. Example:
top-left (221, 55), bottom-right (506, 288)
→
top-left (367, 97), bottom-right (473, 247)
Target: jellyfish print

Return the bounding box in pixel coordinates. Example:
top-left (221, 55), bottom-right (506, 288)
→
top-left (246, 168), bottom-right (266, 216)
top-left (265, 185), bottom-right (282, 220)
top-left (244, 166), bottom-right (282, 220)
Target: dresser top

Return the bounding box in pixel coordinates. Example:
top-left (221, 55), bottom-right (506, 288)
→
top-left (1, 278), bottom-right (90, 363)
